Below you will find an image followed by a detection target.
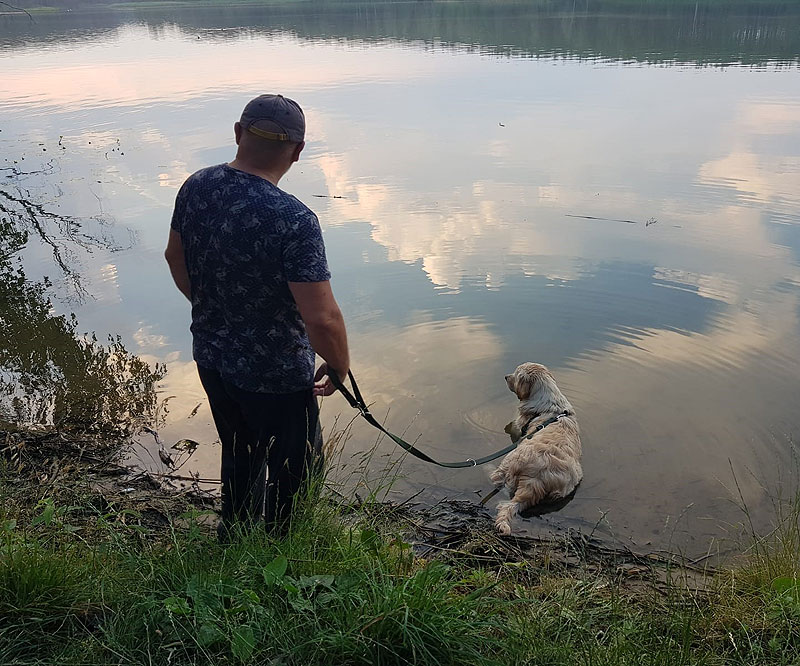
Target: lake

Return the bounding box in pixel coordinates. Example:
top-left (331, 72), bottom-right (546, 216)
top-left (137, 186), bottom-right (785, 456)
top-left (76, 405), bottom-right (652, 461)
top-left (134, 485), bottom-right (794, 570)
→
top-left (2, 0), bottom-right (799, 556)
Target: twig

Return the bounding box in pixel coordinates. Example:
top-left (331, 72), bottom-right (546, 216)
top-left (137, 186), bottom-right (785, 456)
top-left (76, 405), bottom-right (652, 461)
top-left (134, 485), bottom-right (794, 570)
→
top-left (0, 1), bottom-right (33, 20)
top-left (417, 542), bottom-right (505, 562)
top-left (130, 470), bottom-right (222, 484)
top-left (396, 487), bottom-right (425, 508)
top-left (566, 213), bottom-right (638, 224)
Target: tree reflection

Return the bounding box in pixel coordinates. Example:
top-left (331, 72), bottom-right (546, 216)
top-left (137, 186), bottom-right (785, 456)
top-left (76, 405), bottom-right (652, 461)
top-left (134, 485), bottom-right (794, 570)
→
top-left (3, 1), bottom-right (799, 68)
top-left (0, 172), bottom-right (163, 435)
top-left (0, 161), bottom-right (123, 300)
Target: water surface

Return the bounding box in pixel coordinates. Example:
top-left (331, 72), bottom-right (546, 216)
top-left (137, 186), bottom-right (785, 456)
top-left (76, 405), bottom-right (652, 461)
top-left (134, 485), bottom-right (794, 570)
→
top-left (2, 1), bottom-right (800, 555)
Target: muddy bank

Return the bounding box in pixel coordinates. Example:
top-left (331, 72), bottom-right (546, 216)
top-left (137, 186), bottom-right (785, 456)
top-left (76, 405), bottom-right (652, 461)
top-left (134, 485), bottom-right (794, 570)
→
top-left (1, 427), bottom-right (213, 531)
top-left (2, 424), bottom-right (717, 597)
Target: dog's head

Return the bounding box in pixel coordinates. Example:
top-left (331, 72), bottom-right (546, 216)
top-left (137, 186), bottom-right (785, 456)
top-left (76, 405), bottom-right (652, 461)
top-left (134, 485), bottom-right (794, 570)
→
top-left (505, 362), bottom-right (552, 401)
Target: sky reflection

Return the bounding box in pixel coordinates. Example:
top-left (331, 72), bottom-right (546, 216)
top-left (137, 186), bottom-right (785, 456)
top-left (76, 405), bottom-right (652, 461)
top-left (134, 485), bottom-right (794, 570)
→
top-left (1, 9), bottom-right (799, 555)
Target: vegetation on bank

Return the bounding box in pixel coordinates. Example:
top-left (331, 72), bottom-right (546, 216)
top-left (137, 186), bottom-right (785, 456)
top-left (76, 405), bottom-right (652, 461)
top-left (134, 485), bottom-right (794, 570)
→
top-left (1, 428), bottom-right (799, 666)
top-left (4, 0), bottom-right (799, 70)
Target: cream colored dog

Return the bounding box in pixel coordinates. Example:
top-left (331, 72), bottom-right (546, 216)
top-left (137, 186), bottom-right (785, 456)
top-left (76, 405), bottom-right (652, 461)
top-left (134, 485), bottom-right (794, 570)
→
top-left (490, 362), bottom-right (582, 535)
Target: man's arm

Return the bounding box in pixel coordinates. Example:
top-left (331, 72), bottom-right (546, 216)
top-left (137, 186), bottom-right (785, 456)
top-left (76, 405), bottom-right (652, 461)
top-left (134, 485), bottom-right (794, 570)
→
top-left (164, 229), bottom-right (191, 301)
top-left (288, 280), bottom-right (349, 396)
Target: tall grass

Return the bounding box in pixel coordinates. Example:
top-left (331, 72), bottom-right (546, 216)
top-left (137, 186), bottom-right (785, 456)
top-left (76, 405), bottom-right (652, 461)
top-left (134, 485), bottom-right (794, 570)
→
top-left (1, 449), bottom-right (799, 664)
top-left (0, 468), bottom-right (512, 665)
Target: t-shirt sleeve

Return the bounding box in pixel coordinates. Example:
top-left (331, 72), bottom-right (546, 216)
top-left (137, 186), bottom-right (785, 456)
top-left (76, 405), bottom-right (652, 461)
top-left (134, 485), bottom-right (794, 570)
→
top-left (283, 208), bottom-right (332, 282)
top-left (170, 181), bottom-right (189, 233)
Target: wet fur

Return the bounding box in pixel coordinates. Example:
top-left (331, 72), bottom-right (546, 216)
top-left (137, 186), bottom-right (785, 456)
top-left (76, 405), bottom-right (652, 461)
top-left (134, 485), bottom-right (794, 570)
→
top-left (490, 363), bottom-right (582, 535)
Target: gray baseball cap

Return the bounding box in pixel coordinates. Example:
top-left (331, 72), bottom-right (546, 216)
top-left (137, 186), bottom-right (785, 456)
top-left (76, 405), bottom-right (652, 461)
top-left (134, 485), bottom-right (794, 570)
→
top-left (239, 94), bottom-right (305, 143)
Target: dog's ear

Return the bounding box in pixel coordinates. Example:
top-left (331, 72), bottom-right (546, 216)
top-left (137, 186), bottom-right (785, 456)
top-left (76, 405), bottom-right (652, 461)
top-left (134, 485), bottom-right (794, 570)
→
top-left (515, 373), bottom-right (536, 400)
top-left (505, 374), bottom-right (516, 394)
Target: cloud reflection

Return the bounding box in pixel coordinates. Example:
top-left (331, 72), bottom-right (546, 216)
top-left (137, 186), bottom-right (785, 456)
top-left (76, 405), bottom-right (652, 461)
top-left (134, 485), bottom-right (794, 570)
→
top-left (4, 19), bottom-right (800, 555)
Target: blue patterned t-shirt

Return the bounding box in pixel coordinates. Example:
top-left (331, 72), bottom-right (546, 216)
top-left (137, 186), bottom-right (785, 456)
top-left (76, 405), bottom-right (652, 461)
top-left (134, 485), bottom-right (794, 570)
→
top-left (171, 164), bottom-right (331, 394)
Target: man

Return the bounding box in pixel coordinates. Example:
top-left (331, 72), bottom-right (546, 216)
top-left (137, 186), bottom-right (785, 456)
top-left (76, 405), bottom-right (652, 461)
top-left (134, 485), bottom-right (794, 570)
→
top-left (165, 94), bottom-right (349, 537)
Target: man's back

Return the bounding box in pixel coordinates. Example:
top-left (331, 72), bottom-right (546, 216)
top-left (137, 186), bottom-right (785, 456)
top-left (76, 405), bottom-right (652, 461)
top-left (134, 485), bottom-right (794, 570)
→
top-left (171, 163), bottom-right (330, 394)
top-left (165, 93), bottom-right (349, 535)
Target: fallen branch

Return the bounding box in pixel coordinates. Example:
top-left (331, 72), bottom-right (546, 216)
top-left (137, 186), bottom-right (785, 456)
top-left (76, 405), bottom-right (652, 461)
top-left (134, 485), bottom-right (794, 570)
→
top-left (0, 1), bottom-right (33, 20)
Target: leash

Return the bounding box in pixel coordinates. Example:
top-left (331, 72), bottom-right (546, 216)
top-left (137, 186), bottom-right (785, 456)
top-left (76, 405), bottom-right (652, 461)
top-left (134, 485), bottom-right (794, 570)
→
top-left (329, 370), bottom-right (570, 470)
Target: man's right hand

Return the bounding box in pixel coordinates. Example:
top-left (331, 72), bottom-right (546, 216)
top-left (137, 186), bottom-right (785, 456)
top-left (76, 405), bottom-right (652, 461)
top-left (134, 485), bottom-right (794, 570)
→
top-left (313, 362), bottom-right (348, 397)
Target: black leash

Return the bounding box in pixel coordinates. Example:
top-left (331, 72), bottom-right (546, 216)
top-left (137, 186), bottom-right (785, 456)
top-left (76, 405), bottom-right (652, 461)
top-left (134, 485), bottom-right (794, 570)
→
top-left (330, 370), bottom-right (570, 469)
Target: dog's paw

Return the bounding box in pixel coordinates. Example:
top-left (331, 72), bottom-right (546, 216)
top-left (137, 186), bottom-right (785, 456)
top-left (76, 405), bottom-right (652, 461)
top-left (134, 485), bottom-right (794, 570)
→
top-left (495, 518), bottom-right (512, 536)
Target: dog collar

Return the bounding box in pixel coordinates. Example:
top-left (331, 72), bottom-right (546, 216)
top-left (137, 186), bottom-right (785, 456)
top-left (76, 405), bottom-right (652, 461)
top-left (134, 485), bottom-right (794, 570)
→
top-left (519, 411), bottom-right (572, 440)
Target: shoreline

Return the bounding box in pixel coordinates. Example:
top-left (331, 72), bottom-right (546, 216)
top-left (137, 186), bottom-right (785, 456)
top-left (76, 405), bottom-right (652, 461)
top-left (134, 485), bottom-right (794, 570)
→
top-left (2, 423), bottom-right (721, 573)
top-left (3, 424), bottom-right (797, 663)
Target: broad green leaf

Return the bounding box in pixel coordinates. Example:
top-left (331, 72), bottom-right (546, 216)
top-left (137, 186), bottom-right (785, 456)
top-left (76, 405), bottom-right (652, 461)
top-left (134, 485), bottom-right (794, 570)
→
top-left (231, 625), bottom-right (256, 663)
top-left (281, 579), bottom-right (299, 595)
top-left (32, 499), bottom-right (55, 526)
top-left (316, 591), bottom-right (336, 606)
top-left (197, 622), bottom-right (221, 648)
top-left (335, 571), bottom-right (362, 592)
top-left (262, 555), bottom-right (288, 585)
top-left (297, 574), bottom-right (335, 590)
top-left (360, 528), bottom-right (381, 554)
top-left (771, 577), bottom-right (799, 594)
top-left (186, 574), bottom-right (203, 599)
top-left (163, 596), bottom-right (191, 616)
top-left (288, 596), bottom-right (312, 612)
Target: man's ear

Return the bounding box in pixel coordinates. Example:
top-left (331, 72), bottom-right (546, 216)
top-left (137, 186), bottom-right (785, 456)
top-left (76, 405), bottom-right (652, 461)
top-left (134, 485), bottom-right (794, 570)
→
top-left (291, 141), bottom-right (305, 163)
top-left (234, 122), bottom-right (242, 145)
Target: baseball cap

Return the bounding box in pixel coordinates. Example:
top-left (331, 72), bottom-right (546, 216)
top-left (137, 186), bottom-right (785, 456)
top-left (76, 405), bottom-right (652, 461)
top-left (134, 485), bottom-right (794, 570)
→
top-left (239, 94), bottom-right (305, 143)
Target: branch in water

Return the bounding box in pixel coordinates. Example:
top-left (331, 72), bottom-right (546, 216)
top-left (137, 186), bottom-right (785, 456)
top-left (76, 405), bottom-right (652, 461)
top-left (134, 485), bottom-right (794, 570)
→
top-left (0, 1), bottom-right (34, 20)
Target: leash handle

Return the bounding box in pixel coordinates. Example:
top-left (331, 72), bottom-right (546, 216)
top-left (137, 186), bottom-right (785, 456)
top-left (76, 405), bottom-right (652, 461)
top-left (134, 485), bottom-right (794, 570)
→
top-left (328, 369), bottom-right (363, 412)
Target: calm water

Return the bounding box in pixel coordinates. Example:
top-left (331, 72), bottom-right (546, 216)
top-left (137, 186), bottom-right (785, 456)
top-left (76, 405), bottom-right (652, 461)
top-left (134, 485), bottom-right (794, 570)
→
top-left (2, 1), bottom-right (800, 555)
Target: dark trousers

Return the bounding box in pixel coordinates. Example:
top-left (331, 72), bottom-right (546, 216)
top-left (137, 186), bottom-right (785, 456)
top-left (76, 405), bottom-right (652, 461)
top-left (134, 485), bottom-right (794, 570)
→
top-left (197, 365), bottom-right (322, 534)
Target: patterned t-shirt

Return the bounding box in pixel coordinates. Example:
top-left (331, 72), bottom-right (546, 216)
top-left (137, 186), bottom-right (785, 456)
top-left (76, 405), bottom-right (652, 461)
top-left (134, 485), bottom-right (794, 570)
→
top-left (171, 164), bottom-right (331, 394)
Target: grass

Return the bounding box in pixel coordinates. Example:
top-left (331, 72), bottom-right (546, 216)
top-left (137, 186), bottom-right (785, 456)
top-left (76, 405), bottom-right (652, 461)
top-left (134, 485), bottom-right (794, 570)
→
top-left (1, 440), bottom-right (799, 665)
top-left (0, 489), bottom-right (508, 665)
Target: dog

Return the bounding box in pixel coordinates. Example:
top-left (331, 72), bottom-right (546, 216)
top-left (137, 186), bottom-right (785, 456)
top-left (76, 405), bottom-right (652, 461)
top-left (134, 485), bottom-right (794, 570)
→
top-left (490, 362), bottom-right (582, 535)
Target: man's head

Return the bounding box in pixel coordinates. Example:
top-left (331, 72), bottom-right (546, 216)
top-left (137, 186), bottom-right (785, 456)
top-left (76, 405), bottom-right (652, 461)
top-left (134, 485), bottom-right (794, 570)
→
top-left (233, 94), bottom-right (305, 171)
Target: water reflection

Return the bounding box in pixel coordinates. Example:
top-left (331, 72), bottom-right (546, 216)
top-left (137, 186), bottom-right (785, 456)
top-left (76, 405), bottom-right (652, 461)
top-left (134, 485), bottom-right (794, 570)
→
top-left (1, 2), bottom-right (799, 555)
top-left (0, 174), bottom-right (162, 432)
top-left (3, 2), bottom-right (800, 66)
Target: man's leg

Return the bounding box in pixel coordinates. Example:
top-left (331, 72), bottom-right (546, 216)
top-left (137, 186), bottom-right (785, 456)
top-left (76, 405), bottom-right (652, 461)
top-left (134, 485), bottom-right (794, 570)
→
top-left (199, 368), bottom-right (322, 534)
top-left (264, 391), bottom-right (320, 530)
top-left (197, 366), bottom-right (260, 530)
top-left (227, 388), bottom-right (319, 532)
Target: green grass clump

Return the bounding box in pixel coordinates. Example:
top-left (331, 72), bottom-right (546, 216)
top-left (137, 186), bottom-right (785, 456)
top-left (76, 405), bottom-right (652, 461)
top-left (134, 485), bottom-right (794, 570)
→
top-left (0, 489), bottom-right (511, 665)
top-left (1, 473), bottom-right (799, 665)
top-left (702, 491), bottom-right (800, 665)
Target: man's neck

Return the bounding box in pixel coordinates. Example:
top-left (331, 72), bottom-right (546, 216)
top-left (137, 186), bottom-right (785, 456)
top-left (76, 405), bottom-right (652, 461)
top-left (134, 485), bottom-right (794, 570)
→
top-left (227, 158), bottom-right (286, 186)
